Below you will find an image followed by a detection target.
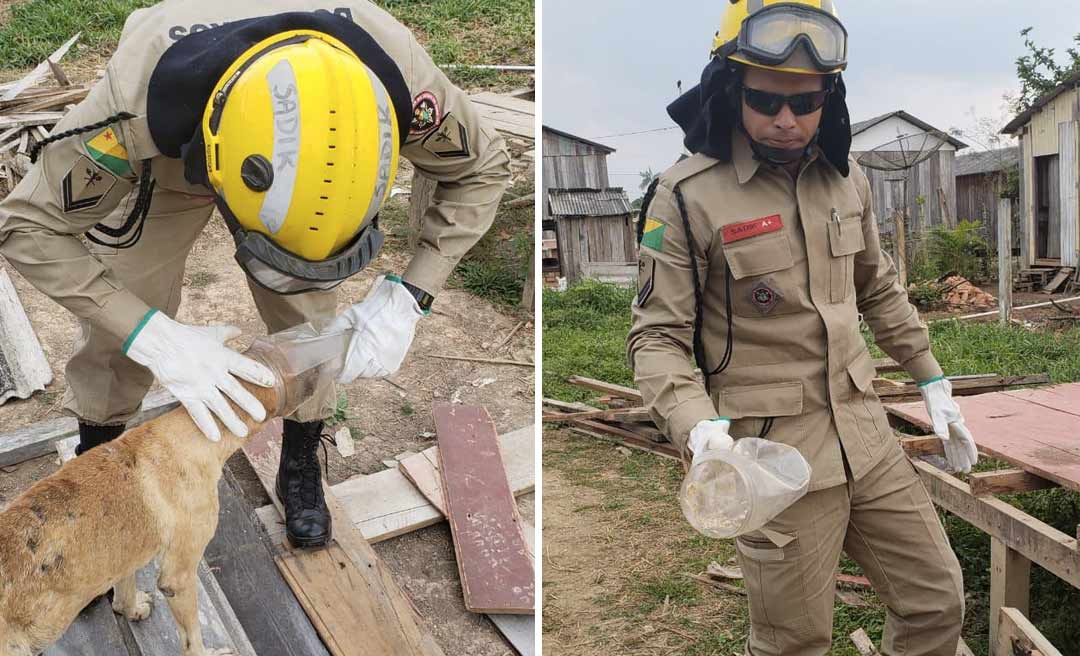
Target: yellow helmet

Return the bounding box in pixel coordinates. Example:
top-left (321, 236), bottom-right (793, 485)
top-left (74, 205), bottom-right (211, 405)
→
top-left (203, 30), bottom-right (402, 294)
top-left (712, 0), bottom-right (848, 75)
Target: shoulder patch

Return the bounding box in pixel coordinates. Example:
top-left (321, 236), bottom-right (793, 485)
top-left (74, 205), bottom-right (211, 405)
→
top-left (422, 113), bottom-right (470, 159)
top-left (62, 156), bottom-right (117, 213)
top-left (640, 218), bottom-right (667, 252)
top-left (409, 91), bottom-right (441, 138)
top-left (83, 126), bottom-right (132, 178)
top-left (635, 254), bottom-right (656, 307)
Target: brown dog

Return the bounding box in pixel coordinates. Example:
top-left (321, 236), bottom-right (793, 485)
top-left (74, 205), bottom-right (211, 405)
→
top-left (0, 365), bottom-right (290, 656)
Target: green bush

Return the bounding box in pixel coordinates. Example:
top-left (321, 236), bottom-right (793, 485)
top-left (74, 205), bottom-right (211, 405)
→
top-left (927, 220), bottom-right (992, 282)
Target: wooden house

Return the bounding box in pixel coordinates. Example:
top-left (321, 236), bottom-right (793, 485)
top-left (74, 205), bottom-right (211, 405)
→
top-left (542, 126), bottom-right (635, 285)
top-left (1002, 72), bottom-right (1080, 268)
top-left (954, 146), bottom-right (1020, 252)
top-left (850, 111), bottom-right (967, 236)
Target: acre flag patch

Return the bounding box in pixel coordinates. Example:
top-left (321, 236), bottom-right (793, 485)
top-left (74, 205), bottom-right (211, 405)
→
top-left (640, 218), bottom-right (667, 252)
top-left (84, 126), bottom-right (133, 178)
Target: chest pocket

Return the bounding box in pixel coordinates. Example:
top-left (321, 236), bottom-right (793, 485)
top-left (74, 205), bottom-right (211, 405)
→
top-left (724, 232), bottom-right (800, 318)
top-left (827, 213), bottom-right (865, 303)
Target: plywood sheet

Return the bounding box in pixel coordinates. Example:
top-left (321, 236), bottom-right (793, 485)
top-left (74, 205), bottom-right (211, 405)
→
top-left (434, 404), bottom-right (534, 614)
top-left (0, 269), bottom-right (52, 404)
top-left (887, 383), bottom-right (1080, 491)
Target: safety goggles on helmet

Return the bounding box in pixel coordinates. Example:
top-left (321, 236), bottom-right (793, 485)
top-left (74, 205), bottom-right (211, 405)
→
top-left (742, 86), bottom-right (830, 116)
top-left (736, 4), bottom-right (848, 73)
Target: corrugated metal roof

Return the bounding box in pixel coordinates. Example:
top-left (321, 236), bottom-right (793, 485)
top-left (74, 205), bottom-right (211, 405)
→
top-left (850, 110), bottom-right (968, 149)
top-left (955, 146), bottom-right (1020, 177)
top-left (548, 188), bottom-right (632, 217)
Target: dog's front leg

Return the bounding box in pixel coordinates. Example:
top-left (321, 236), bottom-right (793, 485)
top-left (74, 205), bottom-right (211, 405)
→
top-left (111, 573), bottom-right (152, 621)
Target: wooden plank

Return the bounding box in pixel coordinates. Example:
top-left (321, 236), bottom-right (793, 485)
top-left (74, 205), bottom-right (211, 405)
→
top-left (850, 628), bottom-right (880, 656)
top-left (204, 471), bottom-right (331, 656)
top-left (0, 387), bottom-right (177, 467)
top-left (887, 384), bottom-right (1080, 491)
top-left (566, 376), bottom-right (643, 402)
top-left (56, 437), bottom-right (255, 656)
top-left (995, 607), bottom-right (1063, 656)
top-left (912, 458), bottom-right (1080, 588)
top-left (434, 404), bottom-right (534, 614)
top-left (969, 469), bottom-right (1057, 496)
top-left (260, 425), bottom-right (535, 544)
top-left (873, 358), bottom-right (904, 374)
top-left (568, 422), bottom-right (682, 460)
top-left (0, 111), bottom-right (66, 129)
top-left (488, 614), bottom-right (534, 656)
top-left (242, 420), bottom-right (446, 656)
top-left (399, 449), bottom-right (446, 514)
top-left (874, 374), bottom-right (1051, 401)
top-left (541, 407), bottom-right (652, 424)
top-left (1, 33), bottom-right (80, 101)
top-left (0, 269), bottom-right (53, 404)
top-left (989, 539), bottom-right (1031, 651)
top-left (45, 597), bottom-right (131, 656)
top-left (899, 436), bottom-right (946, 458)
top-left (469, 92), bottom-right (535, 116)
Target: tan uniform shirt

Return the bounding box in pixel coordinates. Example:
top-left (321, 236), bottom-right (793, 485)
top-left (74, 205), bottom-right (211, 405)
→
top-left (0, 0), bottom-right (509, 343)
top-left (627, 131), bottom-right (943, 491)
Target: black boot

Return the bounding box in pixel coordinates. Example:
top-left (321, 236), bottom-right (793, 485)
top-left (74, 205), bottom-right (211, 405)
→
top-left (276, 419), bottom-right (332, 548)
top-left (75, 422), bottom-right (125, 456)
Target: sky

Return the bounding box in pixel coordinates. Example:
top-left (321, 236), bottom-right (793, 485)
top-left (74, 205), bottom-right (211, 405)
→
top-left (542, 0), bottom-right (1080, 199)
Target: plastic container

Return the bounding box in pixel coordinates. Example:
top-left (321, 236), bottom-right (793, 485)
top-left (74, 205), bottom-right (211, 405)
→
top-left (679, 437), bottom-right (811, 539)
top-left (244, 323), bottom-right (352, 418)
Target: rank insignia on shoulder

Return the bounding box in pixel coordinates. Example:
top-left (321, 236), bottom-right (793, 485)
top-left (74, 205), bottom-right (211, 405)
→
top-left (640, 218), bottom-right (666, 252)
top-left (61, 155), bottom-right (117, 214)
top-left (83, 125), bottom-right (133, 178)
top-left (409, 91), bottom-right (441, 138)
top-left (421, 113), bottom-right (470, 159)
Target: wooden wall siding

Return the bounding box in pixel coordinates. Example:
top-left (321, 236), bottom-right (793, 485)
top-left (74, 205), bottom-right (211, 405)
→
top-left (554, 215), bottom-right (636, 283)
top-left (542, 130), bottom-right (611, 157)
top-left (1031, 88), bottom-right (1080, 158)
top-left (1059, 120), bottom-right (1080, 266)
top-left (1038, 155), bottom-right (1062, 259)
top-left (861, 150), bottom-right (957, 235)
top-left (956, 173), bottom-right (1012, 248)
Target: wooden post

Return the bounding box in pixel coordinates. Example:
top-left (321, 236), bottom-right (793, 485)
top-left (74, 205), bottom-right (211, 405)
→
top-left (893, 209), bottom-right (907, 288)
top-left (520, 247), bottom-right (535, 311)
top-left (998, 198), bottom-right (1013, 324)
top-left (989, 538), bottom-right (1031, 651)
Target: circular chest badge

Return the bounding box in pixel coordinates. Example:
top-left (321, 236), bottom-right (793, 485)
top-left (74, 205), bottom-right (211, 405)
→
top-left (749, 280), bottom-right (783, 315)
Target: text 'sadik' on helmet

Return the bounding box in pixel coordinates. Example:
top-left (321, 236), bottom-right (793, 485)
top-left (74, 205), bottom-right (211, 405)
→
top-left (203, 30), bottom-right (401, 295)
top-left (712, 0), bottom-right (848, 75)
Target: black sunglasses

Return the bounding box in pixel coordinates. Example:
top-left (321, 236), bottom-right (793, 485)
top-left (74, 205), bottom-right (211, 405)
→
top-left (742, 86), bottom-right (830, 117)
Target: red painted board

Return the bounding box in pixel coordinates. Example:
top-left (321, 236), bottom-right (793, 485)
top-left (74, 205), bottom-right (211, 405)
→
top-left (887, 383), bottom-right (1080, 491)
top-left (434, 403), bottom-right (535, 614)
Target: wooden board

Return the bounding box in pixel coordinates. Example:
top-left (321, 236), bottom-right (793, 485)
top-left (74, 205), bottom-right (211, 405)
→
top-left (241, 419), bottom-right (445, 656)
top-left (886, 383), bottom-right (1080, 492)
top-left (566, 376), bottom-right (643, 402)
top-left (204, 470), bottom-right (330, 656)
top-left (0, 388), bottom-right (177, 467)
top-left (45, 597), bottom-right (130, 656)
top-left (0, 33), bottom-right (80, 101)
top-left (0, 269), bottom-right (53, 404)
top-left (257, 425), bottom-right (535, 544)
top-left (994, 607), bottom-right (1063, 656)
top-left (399, 449), bottom-right (448, 514)
top-left (55, 437), bottom-right (255, 656)
top-left (468, 92), bottom-right (534, 139)
top-left (434, 404), bottom-right (534, 614)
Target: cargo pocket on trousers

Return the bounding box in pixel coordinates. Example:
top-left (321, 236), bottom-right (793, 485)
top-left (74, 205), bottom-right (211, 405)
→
top-left (827, 214), bottom-right (864, 303)
top-left (736, 530), bottom-right (815, 640)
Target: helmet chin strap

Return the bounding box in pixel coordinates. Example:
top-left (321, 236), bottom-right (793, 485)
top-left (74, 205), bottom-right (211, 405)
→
top-left (738, 120), bottom-right (819, 167)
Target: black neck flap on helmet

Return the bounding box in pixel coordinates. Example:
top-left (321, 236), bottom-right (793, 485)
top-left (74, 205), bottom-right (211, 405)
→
top-left (667, 43), bottom-right (852, 177)
top-left (145, 11), bottom-right (413, 187)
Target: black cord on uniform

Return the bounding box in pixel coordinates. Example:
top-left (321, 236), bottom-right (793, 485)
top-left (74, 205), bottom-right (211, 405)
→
top-left (85, 160), bottom-right (155, 250)
top-left (29, 112), bottom-right (137, 164)
top-left (636, 178), bottom-right (661, 246)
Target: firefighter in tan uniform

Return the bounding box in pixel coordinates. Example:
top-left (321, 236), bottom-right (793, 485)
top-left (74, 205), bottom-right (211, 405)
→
top-left (0, 1), bottom-right (510, 548)
top-left (628, 2), bottom-right (977, 654)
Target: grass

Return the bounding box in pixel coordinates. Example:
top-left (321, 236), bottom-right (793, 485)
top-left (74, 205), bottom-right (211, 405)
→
top-left (325, 392), bottom-right (349, 428)
top-left (0, 0), bottom-right (535, 91)
top-left (542, 280), bottom-right (1080, 654)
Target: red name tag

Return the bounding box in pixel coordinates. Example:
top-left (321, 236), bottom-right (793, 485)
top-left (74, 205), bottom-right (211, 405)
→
top-left (722, 214), bottom-right (783, 244)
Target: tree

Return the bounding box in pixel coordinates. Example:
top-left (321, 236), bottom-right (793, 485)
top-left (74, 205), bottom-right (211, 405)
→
top-left (639, 168), bottom-right (658, 193)
top-left (1015, 27), bottom-right (1080, 112)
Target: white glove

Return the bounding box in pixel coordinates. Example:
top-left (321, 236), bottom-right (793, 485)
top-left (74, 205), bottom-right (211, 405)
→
top-left (125, 311), bottom-right (274, 441)
top-left (919, 377), bottom-right (979, 473)
top-left (688, 418), bottom-right (734, 460)
top-left (326, 275), bottom-right (425, 384)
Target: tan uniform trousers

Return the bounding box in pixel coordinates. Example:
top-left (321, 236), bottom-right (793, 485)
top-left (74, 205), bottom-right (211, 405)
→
top-left (736, 442), bottom-right (964, 656)
top-left (62, 188), bottom-right (337, 426)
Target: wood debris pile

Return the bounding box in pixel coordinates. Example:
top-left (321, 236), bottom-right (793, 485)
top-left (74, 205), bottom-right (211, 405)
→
top-left (0, 33), bottom-right (85, 194)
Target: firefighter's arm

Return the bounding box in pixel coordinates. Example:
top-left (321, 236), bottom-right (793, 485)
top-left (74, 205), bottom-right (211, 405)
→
top-left (0, 79), bottom-right (150, 343)
top-left (851, 161), bottom-right (944, 382)
top-left (627, 183), bottom-right (720, 459)
top-left (398, 33), bottom-right (511, 299)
